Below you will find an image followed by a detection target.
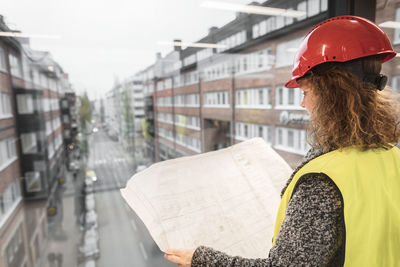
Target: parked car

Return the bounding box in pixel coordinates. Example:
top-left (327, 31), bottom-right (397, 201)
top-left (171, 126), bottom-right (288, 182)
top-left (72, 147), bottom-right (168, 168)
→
top-left (85, 194), bottom-right (95, 211)
top-left (84, 177), bottom-right (94, 194)
top-left (79, 235), bottom-right (100, 260)
top-left (84, 210), bottom-right (98, 229)
top-left (84, 226), bottom-right (99, 242)
top-left (86, 170), bottom-right (97, 182)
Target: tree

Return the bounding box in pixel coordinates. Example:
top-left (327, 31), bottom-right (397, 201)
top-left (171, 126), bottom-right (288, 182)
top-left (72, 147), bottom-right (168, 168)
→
top-left (122, 84), bottom-right (135, 154)
top-left (78, 93), bottom-right (92, 156)
top-left (79, 93), bottom-right (92, 129)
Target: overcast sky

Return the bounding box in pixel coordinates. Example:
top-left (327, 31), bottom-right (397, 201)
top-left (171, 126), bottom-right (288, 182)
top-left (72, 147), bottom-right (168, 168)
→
top-left (2, 0), bottom-right (254, 99)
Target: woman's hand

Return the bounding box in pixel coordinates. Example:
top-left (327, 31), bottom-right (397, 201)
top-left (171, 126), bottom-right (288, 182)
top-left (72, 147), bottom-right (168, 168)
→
top-left (164, 249), bottom-right (195, 266)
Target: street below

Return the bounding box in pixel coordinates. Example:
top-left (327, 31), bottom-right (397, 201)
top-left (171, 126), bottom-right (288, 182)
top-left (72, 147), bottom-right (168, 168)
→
top-left (87, 129), bottom-right (175, 267)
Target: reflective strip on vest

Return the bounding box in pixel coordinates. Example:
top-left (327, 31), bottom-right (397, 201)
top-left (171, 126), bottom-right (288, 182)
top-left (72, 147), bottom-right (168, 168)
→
top-left (272, 146), bottom-right (400, 267)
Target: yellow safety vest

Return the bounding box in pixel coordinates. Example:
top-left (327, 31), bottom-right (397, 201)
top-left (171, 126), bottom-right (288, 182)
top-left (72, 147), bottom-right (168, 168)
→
top-left (272, 146), bottom-right (400, 266)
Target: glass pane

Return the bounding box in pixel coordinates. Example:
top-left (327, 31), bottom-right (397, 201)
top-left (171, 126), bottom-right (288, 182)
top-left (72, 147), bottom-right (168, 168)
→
top-left (0, 1), bottom-right (353, 266)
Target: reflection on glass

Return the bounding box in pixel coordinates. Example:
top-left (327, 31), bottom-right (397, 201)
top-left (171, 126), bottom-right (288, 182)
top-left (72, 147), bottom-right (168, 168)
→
top-left (1, 0), bottom-right (399, 266)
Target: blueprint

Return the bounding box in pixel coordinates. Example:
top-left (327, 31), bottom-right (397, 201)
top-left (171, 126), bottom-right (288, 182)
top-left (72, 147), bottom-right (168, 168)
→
top-left (120, 138), bottom-right (293, 258)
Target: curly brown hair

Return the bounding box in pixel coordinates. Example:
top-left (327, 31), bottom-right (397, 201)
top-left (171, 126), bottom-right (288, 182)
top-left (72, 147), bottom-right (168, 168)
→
top-left (303, 56), bottom-right (400, 152)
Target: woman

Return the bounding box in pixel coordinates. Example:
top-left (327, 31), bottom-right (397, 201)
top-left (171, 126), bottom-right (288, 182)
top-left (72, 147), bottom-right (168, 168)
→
top-left (165, 16), bottom-right (400, 266)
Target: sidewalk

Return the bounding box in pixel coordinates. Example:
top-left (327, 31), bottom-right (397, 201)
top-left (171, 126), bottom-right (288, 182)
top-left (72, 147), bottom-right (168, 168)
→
top-left (42, 170), bottom-right (83, 267)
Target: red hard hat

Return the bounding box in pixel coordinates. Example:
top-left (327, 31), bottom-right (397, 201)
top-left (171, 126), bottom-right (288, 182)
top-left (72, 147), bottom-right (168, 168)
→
top-left (285, 16), bottom-right (396, 88)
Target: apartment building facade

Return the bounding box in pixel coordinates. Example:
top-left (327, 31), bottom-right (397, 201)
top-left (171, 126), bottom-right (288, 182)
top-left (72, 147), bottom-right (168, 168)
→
top-left (0, 17), bottom-right (30, 267)
top-left (104, 72), bottom-right (151, 165)
top-left (0, 15), bottom-right (77, 267)
top-left (149, 0), bottom-right (400, 168)
top-left (60, 88), bottom-right (79, 166)
top-left (151, 0), bottom-right (328, 168)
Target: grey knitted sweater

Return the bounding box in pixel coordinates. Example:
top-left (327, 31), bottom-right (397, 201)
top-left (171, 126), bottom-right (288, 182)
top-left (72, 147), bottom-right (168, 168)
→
top-left (191, 148), bottom-right (345, 267)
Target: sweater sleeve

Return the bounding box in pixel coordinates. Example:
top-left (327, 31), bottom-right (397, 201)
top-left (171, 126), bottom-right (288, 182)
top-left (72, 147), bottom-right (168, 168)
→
top-left (191, 174), bottom-right (344, 267)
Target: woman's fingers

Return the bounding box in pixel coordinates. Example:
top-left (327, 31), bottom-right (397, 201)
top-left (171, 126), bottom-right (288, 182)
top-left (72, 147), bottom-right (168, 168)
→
top-left (164, 249), bottom-right (195, 265)
top-left (164, 253), bottom-right (182, 264)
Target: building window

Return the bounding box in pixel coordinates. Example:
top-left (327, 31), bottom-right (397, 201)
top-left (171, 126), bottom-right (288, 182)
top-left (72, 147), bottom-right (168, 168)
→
top-left (158, 127), bottom-right (174, 141)
top-left (278, 129), bottom-right (283, 145)
top-left (157, 81), bottom-right (164, 91)
top-left (276, 16), bottom-right (285, 29)
top-left (286, 9), bottom-right (294, 25)
top-left (63, 115), bottom-right (69, 123)
top-left (217, 30), bottom-right (247, 53)
top-left (276, 38), bottom-right (303, 68)
top-left (395, 8), bottom-right (400, 44)
top-left (55, 133), bottom-right (63, 149)
top-left (17, 94), bottom-right (34, 114)
top-left (236, 88), bottom-right (271, 109)
top-left (297, 1), bottom-right (307, 21)
top-left (243, 57), bottom-right (247, 71)
top-left (288, 130), bottom-right (294, 148)
top-left (266, 17), bottom-right (275, 34)
top-left (278, 87), bottom-right (283, 105)
top-left (48, 78), bottom-right (58, 92)
top-left (46, 120), bottom-right (52, 135)
top-left (184, 70), bottom-right (199, 85)
top-left (52, 117), bottom-right (61, 130)
top-left (61, 100), bottom-right (68, 109)
top-left (288, 89), bottom-right (295, 105)
top-left (275, 86), bottom-right (303, 109)
top-left (174, 94), bottom-right (185, 106)
top-left (165, 78), bottom-right (172, 89)
top-left (156, 96), bottom-right (172, 107)
top-left (197, 48), bottom-right (213, 62)
top-left (204, 91), bottom-right (229, 108)
top-left (40, 73), bottom-right (48, 88)
top-left (51, 98), bottom-right (59, 111)
top-left (252, 24), bottom-right (260, 38)
top-left (308, 0), bottom-right (320, 17)
top-left (321, 0), bottom-right (328, 12)
top-left (258, 89), bottom-right (264, 105)
top-left (235, 122), bottom-right (273, 144)
top-left (173, 75), bottom-right (181, 87)
top-left (175, 133), bottom-right (201, 153)
top-left (48, 141), bottom-right (55, 159)
top-left (43, 98), bottom-right (50, 112)
top-left (5, 225), bottom-right (24, 266)
top-left (158, 112), bottom-right (174, 124)
top-left (32, 69), bottom-right (40, 85)
top-left (251, 2), bottom-right (328, 39)
top-left (0, 46), bottom-right (6, 72)
top-left (275, 127), bottom-right (310, 155)
top-left (183, 54), bottom-right (197, 67)
top-left (258, 126), bottom-right (263, 137)
top-left (0, 138), bottom-right (17, 170)
top-left (258, 51), bottom-right (264, 68)
top-left (203, 62), bottom-right (231, 81)
top-left (392, 75), bottom-right (400, 93)
top-left (21, 133), bottom-right (37, 154)
top-left (0, 93), bottom-right (12, 119)
top-left (9, 53), bottom-right (22, 78)
top-left (25, 171), bottom-right (42, 192)
top-left (0, 180), bottom-right (22, 223)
